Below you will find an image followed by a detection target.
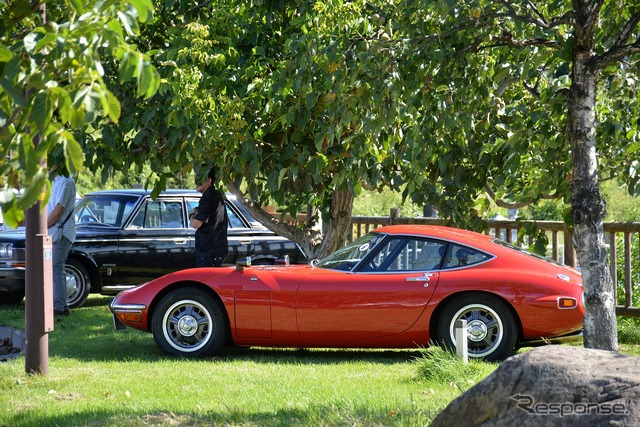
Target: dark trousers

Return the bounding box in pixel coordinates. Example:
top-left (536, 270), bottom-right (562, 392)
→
top-left (196, 253), bottom-right (225, 267)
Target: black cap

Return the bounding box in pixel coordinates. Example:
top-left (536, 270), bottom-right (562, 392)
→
top-left (196, 164), bottom-right (216, 183)
top-left (207, 166), bottom-right (216, 181)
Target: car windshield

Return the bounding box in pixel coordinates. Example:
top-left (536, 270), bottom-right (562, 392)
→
top-left (315, 232), bottom-right (384, 271)
top-left (75, 194), bottom-right (140, 228)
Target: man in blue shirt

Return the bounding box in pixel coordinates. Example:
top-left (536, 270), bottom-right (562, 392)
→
top-left (46, 162), bottom-right (76, 316)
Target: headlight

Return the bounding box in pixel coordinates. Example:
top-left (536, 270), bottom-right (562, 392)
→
top-left (0, 243), bottom-right (13, 259)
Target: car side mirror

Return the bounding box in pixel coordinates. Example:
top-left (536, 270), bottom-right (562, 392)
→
top-left (236, 256), bottom-right (252, 271)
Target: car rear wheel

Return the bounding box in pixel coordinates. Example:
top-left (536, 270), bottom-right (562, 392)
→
top-left (152, 287), bottom-right (228, 357)
top-left (65, 259), bottom-right (91, 309)
top-left (436, 293), bottom-right (518, 362)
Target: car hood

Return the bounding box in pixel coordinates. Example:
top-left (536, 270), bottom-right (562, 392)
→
top-left (130, 263), bottom-right (313, 289)
top-left (0, 230), bottom-right (27, 246)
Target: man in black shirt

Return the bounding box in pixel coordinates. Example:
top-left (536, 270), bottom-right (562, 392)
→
top-left (189, 166), bottom-right (229, 266)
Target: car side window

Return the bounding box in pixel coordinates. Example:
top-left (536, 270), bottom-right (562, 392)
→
top-left (364, 238), bottom-right (447, 272)
top-left (443, 244), bottom-right (490, 268)
top-left (227, 207), bottom-right (246, 229)
top-left (129, 201), bottom-right (184, 229)
top-left (186, 199), bottom-right (247, 229)
top-left (160, 202), bottom-right (184, 228)
top-left (76, 195), bottom-right (139, 227)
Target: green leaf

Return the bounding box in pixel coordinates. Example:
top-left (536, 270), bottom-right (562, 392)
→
top-left (117, 10), bottom-right (137, 36)
top-left (305, 92), bottom-right (318, 110)
top-left (51, 87), bottom-right (73, 125)
top-left (128, 53), bottom-right (160, 99)
top-left (31, 90), bottom-right (53, 135)
top-left (62, 132), bottom-right (84, 176)
top-left (22, 169), bottom-right (49, 211)
top-left (0, 44), bottom-right (13, 62)
top-left (127, 0), bottom-right (154, 23)
top-left (105, 90), bottom-right (121, 123)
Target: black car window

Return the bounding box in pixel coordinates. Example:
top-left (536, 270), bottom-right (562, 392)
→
top-left (364, 238), bottom-right (447, 272)
top-left (443, 244), bottom-right (490, 268)
top-left (161, 202), bottom-right (184, 228)
top-left (227, 208), bottom-right (246, 229)
top-left (75, 195), bottom-right (139, 227)
top-left (186, 199), bottom-right (248, 229)
top-left (129, 200), bottom-right (184, 229)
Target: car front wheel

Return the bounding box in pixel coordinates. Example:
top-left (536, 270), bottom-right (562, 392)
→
top-left (437, 293), bottom-right (518, 362)
top-left (152, 287), bottom-right (228, 357)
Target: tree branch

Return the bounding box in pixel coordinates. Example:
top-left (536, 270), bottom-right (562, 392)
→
top-left (186, 0), bottom-right (213, 15)
top-left (485, 183), bottom-right (561, 209)
top-left (224, 180), bottom-right (324, 258)
top-left (614, 12), bottom-right (640, 49)
top-left (591, 12), bottom-right (640, 71)
top-left (497, 0), bottom-right (574, 29)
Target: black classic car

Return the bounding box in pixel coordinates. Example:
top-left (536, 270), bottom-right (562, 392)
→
top-left (0, 189), bottom-right (307, 307)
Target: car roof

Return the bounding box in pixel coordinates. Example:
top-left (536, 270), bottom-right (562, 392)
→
top-left (84, 189), bottom-right (200, 197)
top-left (373, 224), bottom-right (495, 246)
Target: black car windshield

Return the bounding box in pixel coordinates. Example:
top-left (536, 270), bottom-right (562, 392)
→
top-left (315, 232), bottom-right (384, 271)
top-left (75, 194), bottom-right (140, 228)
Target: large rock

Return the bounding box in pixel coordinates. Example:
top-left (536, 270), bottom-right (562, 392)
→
top-left (432, 346), bottom-right (640, 426)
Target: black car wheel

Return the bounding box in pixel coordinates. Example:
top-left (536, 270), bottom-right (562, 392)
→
top-left (65, 259), bottom-right (91, 308)
top-left (152, 287), bottom-right (228, 357)
top-left (437, 293), bottom-right (518, 362)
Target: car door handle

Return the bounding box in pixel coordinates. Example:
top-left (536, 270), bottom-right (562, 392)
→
top-left (174, 239), bottom-right (188, 245)
top-left (405, 273), bottom-right (433, 282)
top-left (239, 239), bottom-right (252, 245)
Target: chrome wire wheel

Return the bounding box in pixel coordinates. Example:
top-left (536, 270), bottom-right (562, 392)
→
top-left (437, 293), bottom-right (517, 361)
top-left (448, 303), bottom-right (504, 359)
top-left (152, 287), bottom-right (228, 357)
top-left (162, 299), bottom-right (212, 353)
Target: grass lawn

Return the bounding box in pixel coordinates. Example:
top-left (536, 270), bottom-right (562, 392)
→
top-left (1, 295), bottom-right (639, 426)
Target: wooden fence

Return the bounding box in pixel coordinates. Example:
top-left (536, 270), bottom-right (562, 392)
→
top-left (275, 209), bottom-right (640, 317)
top-left (351, 210), bottom-right (640, 318)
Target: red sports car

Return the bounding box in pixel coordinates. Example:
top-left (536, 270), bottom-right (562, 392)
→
top-left (110, 224), bottom-right (584, 361)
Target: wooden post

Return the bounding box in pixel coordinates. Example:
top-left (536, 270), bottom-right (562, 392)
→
top-left (390, 208), bottom-right (400, 225)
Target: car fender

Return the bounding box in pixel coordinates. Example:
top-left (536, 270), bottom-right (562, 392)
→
top-left (67, 249), bottom-right (101, 290)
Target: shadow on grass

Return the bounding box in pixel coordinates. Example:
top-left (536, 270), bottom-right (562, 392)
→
top-left (6, 401), bottom-right (436, 427)
top-left (1, 295), bottom-right (425, 365)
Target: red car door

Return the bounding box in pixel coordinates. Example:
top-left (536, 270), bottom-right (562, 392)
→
top-left (296, 237), bottom-right (445, 343)
top-left (296, 270), bottom-right (438, 343)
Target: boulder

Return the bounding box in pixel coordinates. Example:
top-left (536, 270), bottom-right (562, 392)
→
top-left (432, 345), bottom-right (640, 426)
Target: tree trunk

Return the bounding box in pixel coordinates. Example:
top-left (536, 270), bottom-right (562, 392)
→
top-left (225, 182), bottom-right (354, 260)
top-left (313, 188), bottom-right (354, 258)
top-left (568, 41), bottom-right (618, 351)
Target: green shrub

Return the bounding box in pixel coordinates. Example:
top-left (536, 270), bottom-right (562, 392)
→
top-left (414, 346), bottom-right (496, 386)
top-left (618, 317), bottom-right (640, 345)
